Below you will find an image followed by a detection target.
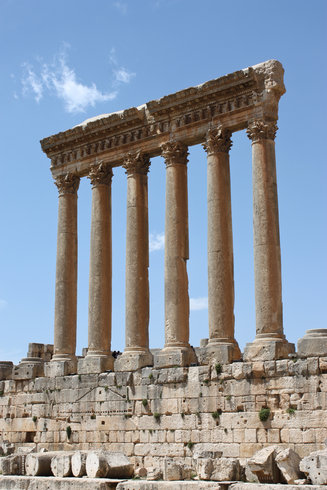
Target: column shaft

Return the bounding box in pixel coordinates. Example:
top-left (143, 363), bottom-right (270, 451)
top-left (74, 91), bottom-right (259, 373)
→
top-left (115, 152), bottom-right (152, 371)
top-left (155, 141), bottom-right (195, 368)
top-left (244, 120), bottom-right (294, 360)
top-left (53, 174), bottom-right (79, 361)
top-left (203, 127), bottom-right (240, 362)
top-left (87, 164), bottom-right (113, 359)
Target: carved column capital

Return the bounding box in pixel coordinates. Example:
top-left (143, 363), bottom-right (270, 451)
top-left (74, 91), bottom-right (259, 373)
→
top-left (88, 162), bottom-right (113, 187)
top-left (123, 151), bottom-right (150, 176)
top-left (247, 120), bottom-right (278, 143)
top-left (55, 173), bottom-right (80, 196)
top-left (203, 126), bottom-right (232, 155)
top-left (161, 141), bottom-right (189, 167)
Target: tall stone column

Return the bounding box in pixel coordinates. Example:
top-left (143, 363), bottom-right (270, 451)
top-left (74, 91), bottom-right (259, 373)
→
top-left (155, 141), bottom-right (195, 368)
top-left (244, 120), bottom-right (294, 360)
top-left (80, 162), bottom-right (114, 374)
top-left (115, 152), bottom-right (153, 371)
top-left (52, 173), bottom-right (80, 370)
top-left (203, 126), bottom-right (241, 363)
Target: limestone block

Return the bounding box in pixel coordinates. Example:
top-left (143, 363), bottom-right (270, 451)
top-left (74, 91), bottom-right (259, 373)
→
top-left (163, 457), bottom-right (192, 481)
top-left (300, 448), bottom-right (327, 485)
top-left (146, 467), bottom-right (163, 480)
top-left (86, 451), bottom-right (134, 479)
top-left (211, 457), bottom-right (240, 481)
top-left (244, 340), bottom-right (295, 362)
top-left (275, 448), bottom-right (302, 484)
top-left (12, 362), bottom-right (44, 380)
top-left (44, 359), bottom-right (77, 378)
top-left (196, 458), bottom-right (213, 480)
top-left (78, 356), bottom-right (114, 374)
top-left (0, 362), bottom-right (14, 380)
top-left (298, 329), bottom-right (327, 358)
top-left (0, 440), bottom-right (15, 456)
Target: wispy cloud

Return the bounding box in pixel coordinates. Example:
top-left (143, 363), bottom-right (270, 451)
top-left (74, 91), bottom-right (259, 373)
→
top-left (190, 297), bottom-right (208, 311)
top-left (109, 47), bottom-right (135, 87)
top-left (0, 299), bottom-right (8, 310)
top-left (149, 232), bottom-right (165, 252)
top-left (20, 45), bottom-right (134, 113)
top-left (113, 1), bottom-right (127, 14)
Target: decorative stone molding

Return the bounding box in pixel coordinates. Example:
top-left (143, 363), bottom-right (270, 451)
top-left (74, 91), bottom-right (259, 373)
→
top-left (54, 173), bottom-right (80, 196)
top-left (161, 141), bottom-right (189, 167)
top-left (203, 126), bottom-right (232, 155)
top-left (88, 161), bottom-right (113, 187)
top-left (122, 151), bottom-right (150, 175)
top-left (40, 60), bottom-right (285, 176)
top-left (246, 120), bottom-right (278, 143)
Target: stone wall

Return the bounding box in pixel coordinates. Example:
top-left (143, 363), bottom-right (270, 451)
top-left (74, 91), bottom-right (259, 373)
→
top-left (1, 357), bottom-right (326, 472)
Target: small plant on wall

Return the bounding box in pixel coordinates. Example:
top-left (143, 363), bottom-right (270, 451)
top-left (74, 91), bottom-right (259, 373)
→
top-left (259, 407), bottom-right (270, 422)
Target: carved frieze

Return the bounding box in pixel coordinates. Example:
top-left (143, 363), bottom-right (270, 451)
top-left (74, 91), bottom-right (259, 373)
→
top-left (161, 141), bottom-right (189, 167)
top-left (54, 173), bottom-right (80, 196)
top-left (247, 120), bottom-right (278, 142)
top-left (203, 126), bottom-right (232, 155)
top-left (41, 60), bottom-right (285, 175)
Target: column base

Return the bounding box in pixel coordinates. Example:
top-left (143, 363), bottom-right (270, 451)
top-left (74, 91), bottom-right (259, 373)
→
top-left (243, 336), bottom-right (295, 361)
top-left (154, 345), bottom-right (197, 368)
top-left (115, 350), bottom-right (153, 372)
top-left (297, 329), bottom-right (327, 358)
top-left (44, 358), bottom-right (77, 377)
top-left (205, 340), bottom-right (241, 364)
top-left (78, 354), bottom-right (114, 374)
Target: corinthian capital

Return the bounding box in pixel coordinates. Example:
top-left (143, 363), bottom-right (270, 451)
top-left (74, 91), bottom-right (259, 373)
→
top-left (55, 173), bottom-right (80, 196)
top-left (247, 120), bottom-right (278, 143)
top-left (88, 161), bottom-right (113, 187)
top-left (203, 126), bottom-right (232, 155)
top-left (161, 141), bottom-right (189, 167)
top-left (123, 151), bottom-right (150, 176)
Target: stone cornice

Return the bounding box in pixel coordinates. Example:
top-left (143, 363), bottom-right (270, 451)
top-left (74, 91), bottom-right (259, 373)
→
top-left (40, 60), bottom-right (285, 177)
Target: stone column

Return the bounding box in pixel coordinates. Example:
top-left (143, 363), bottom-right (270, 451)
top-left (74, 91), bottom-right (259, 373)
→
top-left (203, 126), bottom-right (241, 363)
top-left (115, 152), bottom-right (153, 371)
top-left (244, 120), bottom-right (294, 360)
top-left (155, 141), bottom-right (195, 368)
top-left (52, 173), bottom-right (80, 372)
top-left (80, 162), bottom-right (114, 374)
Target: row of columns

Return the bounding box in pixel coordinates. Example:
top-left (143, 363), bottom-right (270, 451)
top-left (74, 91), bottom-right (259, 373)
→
top-left (52, 119), bottom-right (293, 371)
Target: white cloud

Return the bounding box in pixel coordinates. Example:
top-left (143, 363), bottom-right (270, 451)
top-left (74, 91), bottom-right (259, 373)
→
top-left (22, 63), bottom-right (43, 102)
top-left (190, 297), bottom-right (208, 311)
top-left (20, 48), bottom-right (123, 113)
top-left (149, 232), bottom-right (165, 252)
top-left (0, 299), bottom-right (8, 310)
top-left (114, 67), bottom-right (135, 84)
top-left (113, 1), bottom-right (127, 14)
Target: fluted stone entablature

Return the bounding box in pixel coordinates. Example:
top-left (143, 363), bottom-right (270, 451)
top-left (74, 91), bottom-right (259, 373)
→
top-left (53, 173), bottom-right (80, 366)
top-left (203, 127), bottom-right (241, 363)
top-left (40, 59), bottom-right (297, 373)
top-left (115, 151), bottom-right (153, 372)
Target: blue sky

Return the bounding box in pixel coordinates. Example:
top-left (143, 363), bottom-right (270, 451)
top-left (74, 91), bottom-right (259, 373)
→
top-left (0, 0), bottom-right (326, 364)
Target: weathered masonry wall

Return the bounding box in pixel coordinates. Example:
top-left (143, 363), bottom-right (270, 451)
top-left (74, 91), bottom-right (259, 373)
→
top-left (1, 358), bottom-right (326, 471)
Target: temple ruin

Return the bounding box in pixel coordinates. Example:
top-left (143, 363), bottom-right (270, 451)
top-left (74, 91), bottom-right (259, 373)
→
top-left (0, 60), bottom-right (326, 488)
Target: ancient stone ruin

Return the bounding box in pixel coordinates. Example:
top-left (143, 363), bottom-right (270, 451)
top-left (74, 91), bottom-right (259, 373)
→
top-left (0, 60), bottom-right (326, 488)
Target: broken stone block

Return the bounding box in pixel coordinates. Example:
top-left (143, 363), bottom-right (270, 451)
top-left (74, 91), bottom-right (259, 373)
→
top-left (0, 361), bottom-right (13, 380)
top-left (71, 450), bottom-right (87, 477)
top-left (196, 458), bottom-right (213, 480)
top-left (147, 467), bottom-right (163, 480)
top-left (247, 445), bottom-right (281, 483)
top-left (211, 458), bottom-right (240, 481)
top-left (163, 458), bottom-right (192, 481)
top-left (1, 455), bottom-right (25, 475)
top-left (275, 447), bottom-right (302, 484)
top-left (300, 448), bottom-right (327, 485)
top-left (0, 440), bottom-right (15, 456)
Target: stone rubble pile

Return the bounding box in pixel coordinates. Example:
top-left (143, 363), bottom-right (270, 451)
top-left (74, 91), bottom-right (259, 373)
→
top-left (0, 445), bottom-right (326, 485)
